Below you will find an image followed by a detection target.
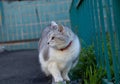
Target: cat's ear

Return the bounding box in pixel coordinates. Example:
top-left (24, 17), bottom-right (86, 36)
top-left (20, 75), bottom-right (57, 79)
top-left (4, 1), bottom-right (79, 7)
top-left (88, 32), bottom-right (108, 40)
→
top-left (50, 21), bottom-right (58, 29)
top-left (58, 25), bottom-right (64, 32)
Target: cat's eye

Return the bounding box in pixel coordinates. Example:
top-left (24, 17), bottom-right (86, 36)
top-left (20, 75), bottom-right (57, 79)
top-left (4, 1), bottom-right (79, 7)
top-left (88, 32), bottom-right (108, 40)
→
top-left (51, 37), bottom-right (55, 40)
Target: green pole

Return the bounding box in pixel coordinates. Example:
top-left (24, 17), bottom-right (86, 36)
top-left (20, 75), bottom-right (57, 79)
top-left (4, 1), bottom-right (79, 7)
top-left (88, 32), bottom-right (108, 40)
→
top-left (98, 0), bottom-right (112, 81)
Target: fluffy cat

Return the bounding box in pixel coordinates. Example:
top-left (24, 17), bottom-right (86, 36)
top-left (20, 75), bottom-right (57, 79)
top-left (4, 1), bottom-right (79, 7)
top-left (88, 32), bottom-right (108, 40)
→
top-left (38, 21), bottom-right (81, 84)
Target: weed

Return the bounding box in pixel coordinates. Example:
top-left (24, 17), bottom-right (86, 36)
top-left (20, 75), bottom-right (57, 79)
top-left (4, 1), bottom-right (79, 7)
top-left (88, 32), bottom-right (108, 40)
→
top-left (69, 45), bottom-right (106, 84)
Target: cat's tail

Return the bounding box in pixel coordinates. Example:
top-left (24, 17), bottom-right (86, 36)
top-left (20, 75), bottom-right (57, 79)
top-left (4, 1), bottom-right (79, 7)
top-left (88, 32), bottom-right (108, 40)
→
top-left (72, 58), bottom-right (79, 68)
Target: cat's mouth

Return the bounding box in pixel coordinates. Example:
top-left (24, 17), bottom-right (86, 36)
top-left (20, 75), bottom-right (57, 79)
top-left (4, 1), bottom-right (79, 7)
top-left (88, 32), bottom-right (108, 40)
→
top-left (60, 41), bottom-right (72, 51)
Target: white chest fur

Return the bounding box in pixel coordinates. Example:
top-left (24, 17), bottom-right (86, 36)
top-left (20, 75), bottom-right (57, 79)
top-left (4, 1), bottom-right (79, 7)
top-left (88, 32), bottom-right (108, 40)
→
top-left (50, 36), bottom-right (79, 61)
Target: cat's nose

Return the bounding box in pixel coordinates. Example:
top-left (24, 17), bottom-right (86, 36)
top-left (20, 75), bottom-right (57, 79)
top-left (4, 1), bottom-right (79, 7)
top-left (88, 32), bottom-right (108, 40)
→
top-left (47, 42), bottom-right (49, 44)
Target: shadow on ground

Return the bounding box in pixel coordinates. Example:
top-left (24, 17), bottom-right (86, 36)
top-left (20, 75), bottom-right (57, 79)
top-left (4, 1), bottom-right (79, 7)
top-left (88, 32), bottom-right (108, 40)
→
top-left (0, 50), bottom-right (52, 84)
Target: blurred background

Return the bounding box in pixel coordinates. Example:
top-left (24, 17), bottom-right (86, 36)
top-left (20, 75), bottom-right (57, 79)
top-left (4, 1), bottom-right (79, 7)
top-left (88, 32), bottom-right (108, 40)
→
top-left (0, 0), bottom-right (72, 50)
top-left (0, 0), bottom-right (120, 84)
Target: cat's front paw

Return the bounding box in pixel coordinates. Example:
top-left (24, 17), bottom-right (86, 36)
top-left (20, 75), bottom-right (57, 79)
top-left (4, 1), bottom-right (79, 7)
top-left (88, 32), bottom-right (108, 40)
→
top-left (52, 78), bottom-right (63, 84)
top-left (54, 77), bottom-right (63, 83)
top-left (63, 75), bottom-right (70, 82)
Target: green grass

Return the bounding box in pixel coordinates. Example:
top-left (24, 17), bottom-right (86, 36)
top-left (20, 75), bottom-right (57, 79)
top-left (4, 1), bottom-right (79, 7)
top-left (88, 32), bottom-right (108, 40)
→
top-left (69, 45), bottom-right (106, 84)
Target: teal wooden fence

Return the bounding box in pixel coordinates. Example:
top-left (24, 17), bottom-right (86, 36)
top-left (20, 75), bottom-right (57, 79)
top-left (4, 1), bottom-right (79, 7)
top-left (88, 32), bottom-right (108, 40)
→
top-left (69, 0), bottom-right (120, 84)
top-left (0, 0), bottom-right (72, 50)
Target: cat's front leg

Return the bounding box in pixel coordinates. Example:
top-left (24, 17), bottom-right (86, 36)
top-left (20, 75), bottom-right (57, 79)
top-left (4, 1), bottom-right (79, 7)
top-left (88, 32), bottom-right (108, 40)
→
top-left (48, 62), bottom-right (63, 83)
top-left (61, 64), bottom-right (71, 82)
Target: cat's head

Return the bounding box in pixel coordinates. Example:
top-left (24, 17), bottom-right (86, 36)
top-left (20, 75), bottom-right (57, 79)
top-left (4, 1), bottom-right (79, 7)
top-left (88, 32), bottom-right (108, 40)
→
top-left (47, 21), bottom-right (74, 50)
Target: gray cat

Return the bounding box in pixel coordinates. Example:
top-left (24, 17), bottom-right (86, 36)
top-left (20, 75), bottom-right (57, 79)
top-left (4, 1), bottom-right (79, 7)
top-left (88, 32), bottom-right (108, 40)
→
top-left (38, 21), bottom-right (81, 84)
